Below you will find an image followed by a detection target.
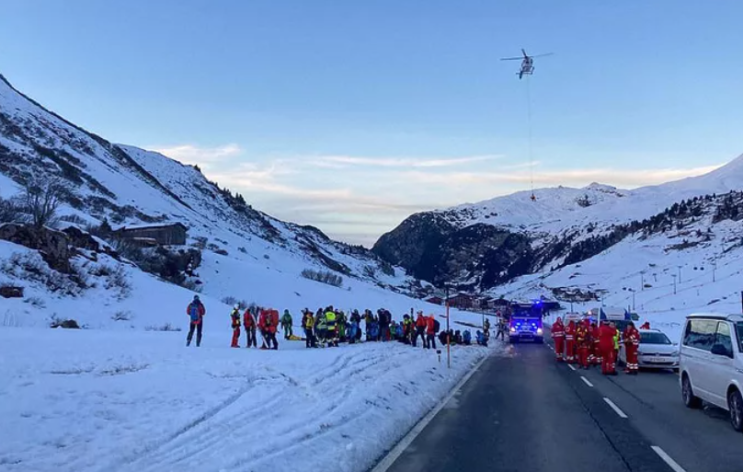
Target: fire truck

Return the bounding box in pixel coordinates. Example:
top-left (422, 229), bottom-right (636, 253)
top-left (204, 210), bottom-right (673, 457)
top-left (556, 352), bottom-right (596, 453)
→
top-left (508, 301), bottom-right (544, 343)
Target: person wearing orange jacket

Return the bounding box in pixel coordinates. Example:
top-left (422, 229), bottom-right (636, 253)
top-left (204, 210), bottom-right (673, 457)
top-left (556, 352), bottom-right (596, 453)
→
top-left (413, 312), bottom-right (427, 348)
top-left (551, 317), bottom-right (565, 361)
top-left (425, 314), bottom-right (438, 349)
top-left (565, 320), bottom-right (576, 363)
top-left (624, 322), bottom-right (640, 375)
top-left (591, 322), bottom-right (602, 366)
top-left (243, 307), bottom-right (257, 348)
top-left (576, 321), bottom-right (590, 369)
top-left (599, 321), bottom-right (618, 375)
top-left (259, 308), bottom-right (279, 350)
top-left (230, 305), bottom-right (241, 348)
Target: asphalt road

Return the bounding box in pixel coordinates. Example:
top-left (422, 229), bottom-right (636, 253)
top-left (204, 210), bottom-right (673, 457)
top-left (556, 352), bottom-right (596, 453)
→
top-left (382, 338), bottom-right (743, 472)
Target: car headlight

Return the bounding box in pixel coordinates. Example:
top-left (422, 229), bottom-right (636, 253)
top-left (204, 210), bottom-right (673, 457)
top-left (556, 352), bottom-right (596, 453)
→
top-left (672, 352), bottom-right (679, 357)
top-left (537, 328), bottom-right (543, 335)
top-left (510, 327), bottom-right (516, 333)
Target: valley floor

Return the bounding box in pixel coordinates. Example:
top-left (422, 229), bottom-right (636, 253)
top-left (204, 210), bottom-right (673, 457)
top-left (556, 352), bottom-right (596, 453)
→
top-left (0, 327), bottom-right (497, 472)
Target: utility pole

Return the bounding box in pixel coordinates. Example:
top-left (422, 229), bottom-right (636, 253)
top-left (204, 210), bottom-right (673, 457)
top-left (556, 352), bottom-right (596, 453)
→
top-left (712, 262), bottom-right (717, 283)
top-left (445, 285), bottom-right (451, 369)
top-left (672, 274), bottom-right (677, 295)
top-left (640, 271), bottom-right (645, 291)
top-left (628, 289), bottom-right (636, 311)
top-left (677, 265), bottom-right (682, 283)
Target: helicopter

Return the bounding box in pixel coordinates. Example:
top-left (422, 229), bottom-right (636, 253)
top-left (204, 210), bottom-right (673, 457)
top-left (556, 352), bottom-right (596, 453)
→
top-left (500, 49), bottom-right (553, 79)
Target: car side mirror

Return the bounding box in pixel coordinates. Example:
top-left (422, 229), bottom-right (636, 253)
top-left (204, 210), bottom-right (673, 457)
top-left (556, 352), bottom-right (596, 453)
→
top-left (711, 344), bottom-right (732, 358)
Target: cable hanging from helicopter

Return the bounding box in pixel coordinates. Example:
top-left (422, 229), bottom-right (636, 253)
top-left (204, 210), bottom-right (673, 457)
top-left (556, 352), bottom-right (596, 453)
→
top-left (500, 49), bottom-right (553, 201)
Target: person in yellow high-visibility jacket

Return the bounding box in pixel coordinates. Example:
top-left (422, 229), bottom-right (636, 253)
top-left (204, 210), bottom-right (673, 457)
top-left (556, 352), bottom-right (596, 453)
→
top-left (325, 309), bottom-right (338, 347)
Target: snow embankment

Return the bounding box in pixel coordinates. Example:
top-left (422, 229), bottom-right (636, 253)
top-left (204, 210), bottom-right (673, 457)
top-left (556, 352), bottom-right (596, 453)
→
top-left (0, 328), bottom-right (501, 472)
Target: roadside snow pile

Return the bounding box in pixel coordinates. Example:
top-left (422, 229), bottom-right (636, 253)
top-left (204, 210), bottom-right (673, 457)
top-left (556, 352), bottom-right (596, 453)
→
top-left (0, 328), bottom-right (500, 472)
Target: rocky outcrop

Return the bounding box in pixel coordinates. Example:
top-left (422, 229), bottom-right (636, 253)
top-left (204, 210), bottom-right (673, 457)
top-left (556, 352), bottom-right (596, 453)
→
top-left (0, 223), bottom-right (71, 272)
top-left (373, 215), bottom-right (533, 291)
top-left (372, 213), bottom-right (456, 272)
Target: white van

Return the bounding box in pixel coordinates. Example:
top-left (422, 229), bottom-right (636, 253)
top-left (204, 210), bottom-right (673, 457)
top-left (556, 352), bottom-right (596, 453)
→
top-left (679, 313), bottom-right (743, 432)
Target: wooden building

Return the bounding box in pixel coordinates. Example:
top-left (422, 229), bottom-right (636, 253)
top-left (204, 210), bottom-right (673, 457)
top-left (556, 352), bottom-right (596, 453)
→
top-left (114, 223), bottom-right (187, 246)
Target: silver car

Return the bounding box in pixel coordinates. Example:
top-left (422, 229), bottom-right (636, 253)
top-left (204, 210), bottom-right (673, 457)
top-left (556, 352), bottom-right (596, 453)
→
top-left (619, 328), bottom-right (680, 370)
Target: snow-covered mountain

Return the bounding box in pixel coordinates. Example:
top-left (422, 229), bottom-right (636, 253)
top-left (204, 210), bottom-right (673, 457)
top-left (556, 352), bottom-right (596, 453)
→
top-left (374, 154), bottom-right (743, 299)
top-left (0, 73), bottom-right (432, 328)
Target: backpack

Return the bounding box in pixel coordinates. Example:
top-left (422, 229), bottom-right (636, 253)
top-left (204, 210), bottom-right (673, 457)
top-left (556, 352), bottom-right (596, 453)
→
top-left (433, 319), bottom-right (441, 333)
top-left (188, 303), bottom-right (201, 322)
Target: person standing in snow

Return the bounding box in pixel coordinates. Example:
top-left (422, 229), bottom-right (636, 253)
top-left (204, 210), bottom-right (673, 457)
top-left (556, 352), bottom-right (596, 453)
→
top-left (495, 317), bottom-right (507, 341)
top-left (426, 314), bottom-right (438, 349)
top-left (186, 295), bottom-right (206, 347)
top-left (281, 309), bottom-right (293, 340)
top-left (325, 307), bottom-right (338, 347)
top-left (414, 311), bottom-right (427, 348)
top-left (302, 309), bottom-right (316, 348)
top-left (230, 305), bottom-right (241, 348)
top-left (243, 306), bottom-right (257, 348)
top-left (259, 308), bottom-right (279, 350)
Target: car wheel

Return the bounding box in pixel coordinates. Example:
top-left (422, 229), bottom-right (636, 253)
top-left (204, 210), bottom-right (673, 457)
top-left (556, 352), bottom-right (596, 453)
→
top-left (728, 389), bottom-right (743, 432)
top-left (682, 374), bottom-right (701, 409)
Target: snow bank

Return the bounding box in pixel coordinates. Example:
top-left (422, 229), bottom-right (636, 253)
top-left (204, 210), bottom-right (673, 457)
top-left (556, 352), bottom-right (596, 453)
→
top-left (0, 328), bottom-right (501, 472)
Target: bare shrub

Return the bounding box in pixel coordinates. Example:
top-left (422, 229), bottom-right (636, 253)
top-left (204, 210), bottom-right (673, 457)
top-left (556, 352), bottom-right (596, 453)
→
top-left (23, 296), bottom-right (46, 308)
top-left (221, 296), bottom-right (249, 309)
top-left (145, 323), bottom-right (181, 332)
top-left (20, 176), bottom-right (68, 229)
top-left (300, 268), bottom-right (343, 287)
top-left (111, 310), bottom-right (132, 321)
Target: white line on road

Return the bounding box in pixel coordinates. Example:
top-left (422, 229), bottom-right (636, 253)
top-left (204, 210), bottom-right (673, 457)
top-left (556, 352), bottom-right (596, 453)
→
top-left (370, 353), bottom-right (490, 472)
top-left (651, 446), bottom-right (687, 472)
top-left (548, 345), bottom-right (554, 351)
top-left (603, 397), bottom-right (628, 418)
top-left (581, 376), bottom-right (594, 387)
top-left (567, 364), bottom-right (576, 371)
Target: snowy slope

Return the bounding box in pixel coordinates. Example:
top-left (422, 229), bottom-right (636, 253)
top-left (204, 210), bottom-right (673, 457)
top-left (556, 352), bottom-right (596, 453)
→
top-left (495, 205), bottom-right (743, 341)
top-left (438, 155), bottom-right (743, 234)
top-left (0, 73), bottom-right (409, 292)
top-left (0, 72), bottom-right (503, 472)
top-left (0, 326), bottom-right (501, 472)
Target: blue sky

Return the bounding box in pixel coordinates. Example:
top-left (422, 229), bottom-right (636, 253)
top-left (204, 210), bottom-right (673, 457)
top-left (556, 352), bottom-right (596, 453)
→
top-left (2, 0), bottom-right (742, 245)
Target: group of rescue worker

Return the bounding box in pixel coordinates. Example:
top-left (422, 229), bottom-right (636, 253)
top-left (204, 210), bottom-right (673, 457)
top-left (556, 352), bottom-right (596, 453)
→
top-left (185, 295), bottom-right (493, 350)
top-left (550, 317), bottom-right (641, 375)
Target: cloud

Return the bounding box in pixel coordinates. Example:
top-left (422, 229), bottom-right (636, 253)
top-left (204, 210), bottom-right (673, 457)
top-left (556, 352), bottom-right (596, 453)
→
top-left (399, 164), bottom-right (722, 188)
top-left (152, 144), bottom-right (242, 169)
top-left (310, 154), bottom-right (501, 168)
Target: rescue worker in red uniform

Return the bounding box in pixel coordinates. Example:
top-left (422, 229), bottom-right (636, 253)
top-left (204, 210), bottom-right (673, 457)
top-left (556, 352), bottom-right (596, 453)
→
top-left (591, 322), bottom-right (602, 366)
top-left (624, 322), bottom-right (640, 375)
top-left (551, 317), bottom-right (565, 361)
top-left (243, 307), bottom-right (257, 348)
top-left (259, 308), bottom-right (279, 349)
top-left (230, 305), bottom-right (241, 348)
top-left (599, 321), bottom-right (618, 375)
top-left (565, 320), bottom-right (576, 363)
top-left (576, 320), bottom-right (590, 369)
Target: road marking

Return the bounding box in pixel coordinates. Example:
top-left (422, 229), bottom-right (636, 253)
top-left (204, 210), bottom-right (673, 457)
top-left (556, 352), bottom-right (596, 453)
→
top-left (581, 376), bottom-right (594, 387)
top-left (567, 364), bottom-right (576, 371)
top-left (548, 345), bottom-right (554, 351)
top-left (370, 353), bottom-right (490, 472)
top-left (651, 446), bottom-right (687, 472)
top-left (603, 397), bottom-right (628, 418)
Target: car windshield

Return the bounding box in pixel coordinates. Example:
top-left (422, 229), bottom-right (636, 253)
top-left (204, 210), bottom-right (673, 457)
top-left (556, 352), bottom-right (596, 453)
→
top-left (736, 322), bottom-right (743, 352)
top-left (640, 332), bottom-right (672, 345)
